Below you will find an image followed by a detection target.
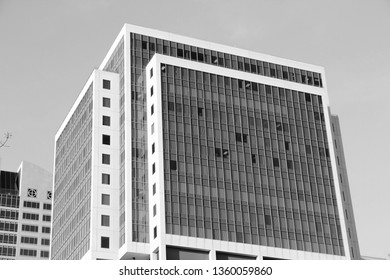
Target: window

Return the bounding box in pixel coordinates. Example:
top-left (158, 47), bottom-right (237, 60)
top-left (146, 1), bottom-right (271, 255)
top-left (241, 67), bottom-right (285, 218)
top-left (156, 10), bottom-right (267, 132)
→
top-left (287, 160), bottom-right (294, 170)
top-left (150, 86), bottom-right (154, 96)
top-left (235, 133), bottom-right (248, 143)
top-left (151, 123), bottom-right (155, 134)
top-left (252, 154), bottom-right (256, 164)
top-left (21, 236), bottom-right (38, 244)
top-left (22, 213), bottom-right (39, 220)
top-left (215, 148), bottom-right (222, 157)
top-left (102, 173), bottom-right (110, 185)
top-left (22, 225), bottom-right (38, 232)
top-left (168, 102), bottom-right (175, 111)
top-left (154, 226), bottom-right (157, 239)
top-left (152, 143), bottom-right (155, 154)
top-left (101, 194), bottom-right (110, 205)
top-left (43, 203), bottom-right (51, 210)
top-left (102, 115), bottom-right (111, 126)
top-left (42, 227), bottom-right (50, 234)
top-left (305, 93), bottom-right (311, 102)
top-left (102, 134), bottom-right (110, 145)
top-left (103, 97), bottom-right (110, 108)
top-left (222, 149), bottom-right (229, 158)
top-left (152, 163), bottom-right (156, 174)
top-left (102, 154), bottom-right (110, 165)
top-left (41, 239), bottom-right (50, 246)
top-left (40, 251), bottom-right (49, 258)
top-left (198, 107), bottom-right (203, 117)
top-left (101, 236), bottom-right (110, 249)
top-left (23, 201), bottom-right (39, 209)
top-left (20, 249), bottom-right (37, 257)
top-left (103, 79), bottom-right (111, 90)
top-left (170, 160), bottom-right (177, 170)
top-left (152, 183), bottom-right (156, 195)
top-left (265, 215), bottom-right (272, 226)
top-left (153, 205), bottom-right (157, 217)
top-left (273, 158), bottom-right (279, 168)
top-left (151, 105), bottom-right (154, 115)
top-left (101, 215), bottom-right (110, 227)
top-left (150, 68), bottom-right (153, 78)
top-left (42, 215), bottom-right (51, 222)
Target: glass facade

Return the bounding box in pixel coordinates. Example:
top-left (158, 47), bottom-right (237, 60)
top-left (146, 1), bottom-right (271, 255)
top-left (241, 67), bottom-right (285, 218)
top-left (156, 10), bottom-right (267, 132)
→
top-left (125, 31), bottom-right (325, 247)
top-left (51, 84), bottom-right (93, 260)
top-left (159, 63), bottom-right (344, 256)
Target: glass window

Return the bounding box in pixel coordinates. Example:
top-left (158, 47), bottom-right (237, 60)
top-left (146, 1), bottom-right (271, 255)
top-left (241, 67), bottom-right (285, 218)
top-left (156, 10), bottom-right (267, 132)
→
top-left (43, 203), bottom-right (51, 210)
top-left (102, 115), bottom-right (111, 126)
top-left (102, 134), bottom-right (110, 145)
top-left (42, 215), bottom-right (51, 222)
top-left (101, 215), bottom-right (110, 227)
top-left (102, 173), bottom-right (110, 185)
top-left (103, 97), bottom-right (110, 108)
top-left (42, 227), bottom-right (50, 234)
top-left (103, 79), bottom-right (110, 90)
top-left (101, 236), bottom-right (110, 249)
top-left (102, 194), bottom-right (110, 205)
top-left (102, 154), bottom-right (110, 165)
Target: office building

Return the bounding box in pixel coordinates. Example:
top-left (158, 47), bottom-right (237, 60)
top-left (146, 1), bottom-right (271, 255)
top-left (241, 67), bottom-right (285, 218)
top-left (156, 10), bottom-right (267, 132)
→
top-left (0, 161), bottom-right (52, 259)
top-left (51, 24), bottom-right (360, 260)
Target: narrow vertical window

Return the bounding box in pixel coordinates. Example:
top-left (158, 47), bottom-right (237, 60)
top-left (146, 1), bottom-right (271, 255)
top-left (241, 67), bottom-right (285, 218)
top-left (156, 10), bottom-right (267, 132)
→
top-left (101, 236), bottom-right (110, 248)
top-left (150, 68), bottom-right (153, 78)
top-left (151, 104), bottom-right (154, 115)
top-left (102, 154), bottom-right (110, 165)
top-left (102, 134), bottom-right (110, 145)
top-left (102, 194), bottom-right (110, 205)
top-left (103, 79), bottom-right (111, 90)
top-left (152, 143), bottom-right (155, 154)
top-left (102, 116), bottom-right (111, 126)
top-left (170, 160), bottom-right (177, 170)
top-left (102, 173), bottom-right (110, 185)
top-left (150, 86), bottom-right (154, 96)
top-left (101, 215), bottom-right (110, 227)
top-left (152, 163), bottom-right (156, 174)
top-left (103, 97), bottom-right (111, 108)
top-left (153, 183), bottom-right (156, 195)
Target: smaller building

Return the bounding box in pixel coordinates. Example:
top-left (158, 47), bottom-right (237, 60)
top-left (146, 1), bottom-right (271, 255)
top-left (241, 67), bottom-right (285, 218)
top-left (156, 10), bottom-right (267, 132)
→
top-left (0, 161), bottom-right (52, 260)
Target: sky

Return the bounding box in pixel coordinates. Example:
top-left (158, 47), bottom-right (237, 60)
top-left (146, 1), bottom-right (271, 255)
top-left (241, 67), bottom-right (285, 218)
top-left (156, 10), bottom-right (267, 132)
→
top-left (0, 0), bottom-right (389, 259)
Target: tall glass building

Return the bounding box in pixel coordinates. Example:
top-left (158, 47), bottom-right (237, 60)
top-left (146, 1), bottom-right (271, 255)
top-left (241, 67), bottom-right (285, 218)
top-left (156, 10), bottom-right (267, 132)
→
top-left (51, 24), bottom-right (360, 260)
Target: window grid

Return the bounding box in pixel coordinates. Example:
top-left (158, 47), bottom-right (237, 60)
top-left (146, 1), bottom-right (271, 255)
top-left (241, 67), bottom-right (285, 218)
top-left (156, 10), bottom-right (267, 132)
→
top-left (160, 64), bottom-right (343, 256)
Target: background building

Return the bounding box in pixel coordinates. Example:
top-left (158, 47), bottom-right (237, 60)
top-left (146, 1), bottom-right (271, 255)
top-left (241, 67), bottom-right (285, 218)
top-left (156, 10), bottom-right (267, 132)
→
top-left (51, 24), bottom-right (360, 260)
top-left (0, 160), bottom-right (52, 260)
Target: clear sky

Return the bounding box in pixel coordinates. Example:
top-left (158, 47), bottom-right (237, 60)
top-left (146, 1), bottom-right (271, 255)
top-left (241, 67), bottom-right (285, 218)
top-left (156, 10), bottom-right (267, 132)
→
top-left (0, 0), bottom-right (389, 259)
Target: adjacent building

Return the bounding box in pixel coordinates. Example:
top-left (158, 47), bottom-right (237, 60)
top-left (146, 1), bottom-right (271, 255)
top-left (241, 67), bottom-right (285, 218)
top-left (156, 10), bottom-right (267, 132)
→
top-left (51, 24), bottom-right (360, 260)
top-left (0, 161), bottom-right (52, 260)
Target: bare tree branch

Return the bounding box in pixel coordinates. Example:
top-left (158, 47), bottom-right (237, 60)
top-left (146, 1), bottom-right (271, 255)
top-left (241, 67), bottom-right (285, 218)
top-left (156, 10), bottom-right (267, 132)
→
top-left (0, 132), bottom-right (12, 149)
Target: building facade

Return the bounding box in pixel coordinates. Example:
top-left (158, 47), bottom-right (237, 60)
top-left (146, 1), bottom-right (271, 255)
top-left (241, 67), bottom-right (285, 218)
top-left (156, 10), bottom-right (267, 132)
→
top-left (51, 24), bottom-right (360, 260)
top-left (0, 161), bottom-right (52, 260)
